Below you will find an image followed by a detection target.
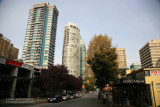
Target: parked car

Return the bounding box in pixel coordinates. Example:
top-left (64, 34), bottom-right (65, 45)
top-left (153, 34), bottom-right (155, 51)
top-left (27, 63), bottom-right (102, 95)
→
top-left (75, 93), bottom-right (80, 98)
top-left (48, 95), bottom-right (62, 103)
top-left (89, 91), bottom-right (93, 94)
top-left (62, 94), bottom-right (70, 101)
top-left (67, 94), bottom-right (71, 100)
top-left (78, 93), bottom-right (82, 97)
top-left (69, 93), bottom-right (76, 99)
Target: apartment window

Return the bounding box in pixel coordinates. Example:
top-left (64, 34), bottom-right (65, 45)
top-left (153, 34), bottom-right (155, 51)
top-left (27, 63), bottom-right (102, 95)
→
top-left (45, 50), bottom-right (49, 53)
top-left (44, 56), bottom-right (48, 59)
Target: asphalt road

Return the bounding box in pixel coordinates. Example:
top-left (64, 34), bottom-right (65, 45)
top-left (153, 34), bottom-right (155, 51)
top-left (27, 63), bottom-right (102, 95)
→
top-left (0, 92), bottom-right (109, 107)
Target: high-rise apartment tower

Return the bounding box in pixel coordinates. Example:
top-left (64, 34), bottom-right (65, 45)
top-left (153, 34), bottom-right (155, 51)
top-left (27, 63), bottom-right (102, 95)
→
top-left (22, 2), bottom-right (59, 67)
top-left (62, 22), bottom-right (80, 77)
top-left (139, 39), bottom-right (160, 68)
top-left (116, 48), bottom-right (127, 68)
top-left (80, 38), bottom-right (86, 79)
top-left (0, 33), bottom-right (19, 60)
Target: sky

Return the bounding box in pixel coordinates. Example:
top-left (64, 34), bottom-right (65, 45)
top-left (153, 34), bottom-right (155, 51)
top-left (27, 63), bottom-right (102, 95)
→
top-left (0, 0), bottom-right (160, 68)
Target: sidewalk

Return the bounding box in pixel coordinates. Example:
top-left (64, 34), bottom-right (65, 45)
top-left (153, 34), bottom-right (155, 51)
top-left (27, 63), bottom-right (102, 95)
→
top-left (0, 98), bottom-right (48, 105)
top-left (33, 98), bottom-right (48, 104)
top-left (96, 98), bottom-right (136, 107)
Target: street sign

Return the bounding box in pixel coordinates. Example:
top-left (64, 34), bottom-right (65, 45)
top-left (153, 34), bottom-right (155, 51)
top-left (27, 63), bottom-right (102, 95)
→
top-left (150, 70), bottom-right (160, 76)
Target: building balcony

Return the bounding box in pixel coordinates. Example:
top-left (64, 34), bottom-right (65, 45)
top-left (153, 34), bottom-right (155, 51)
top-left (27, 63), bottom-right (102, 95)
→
top-left (31, 39), bottom-right (40, 42)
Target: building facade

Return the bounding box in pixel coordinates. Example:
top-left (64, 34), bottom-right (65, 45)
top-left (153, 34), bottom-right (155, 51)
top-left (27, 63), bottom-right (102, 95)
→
top-left (62, 22), bottom-right (80, 77)
top-left (113, 68), bottom-right (160, 107)
top-left (116, 48), bottom-right (127, 69)
top-left (0, 57), bottom-right (37, 99)
top-left (80, 38), bottom-right (86, 79)
top-left (139, 39), bottom-right (160, 68)
top-left (130, 63), bottom-right (141, 70)
top-left (0, 33), bottom-right (19, 60)
top-left (22, 2), bottom-right (59, 68)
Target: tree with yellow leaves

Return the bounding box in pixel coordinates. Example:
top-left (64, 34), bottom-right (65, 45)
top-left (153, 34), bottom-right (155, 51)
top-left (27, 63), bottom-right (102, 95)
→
top-left (87, 34), bottom-right (119, 90)
top-left (83, 64), bottom-right (95, 91)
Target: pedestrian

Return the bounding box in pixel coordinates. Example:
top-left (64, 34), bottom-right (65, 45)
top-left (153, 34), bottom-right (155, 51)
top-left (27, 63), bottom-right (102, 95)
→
top-left (123, 90), bottom-right (128, 105)
top-left (108, 92), bottom-right (113, 106)
top-left (102, 92), bottom-right (106, 104)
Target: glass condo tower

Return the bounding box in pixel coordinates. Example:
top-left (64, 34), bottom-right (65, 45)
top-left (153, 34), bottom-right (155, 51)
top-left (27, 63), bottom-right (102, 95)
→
top-left (22, 2), bottom-right (59, 68)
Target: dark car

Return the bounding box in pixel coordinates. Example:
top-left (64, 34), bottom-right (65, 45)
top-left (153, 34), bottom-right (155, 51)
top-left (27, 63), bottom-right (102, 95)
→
top-left (48, 95), bottom-right (62, 103)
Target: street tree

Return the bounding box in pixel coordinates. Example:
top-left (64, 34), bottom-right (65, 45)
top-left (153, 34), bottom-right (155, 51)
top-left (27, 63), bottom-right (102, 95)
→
top-left (35, 65), bottom-right (69, 96)
top-left (83, 64), bottom-right (95, 91)
top-left (87, 34), bottom-right (119, 90)
top-left (34, 65), bottom-right (82, 97)
top-left (66, 74), bottom-right (82, 91)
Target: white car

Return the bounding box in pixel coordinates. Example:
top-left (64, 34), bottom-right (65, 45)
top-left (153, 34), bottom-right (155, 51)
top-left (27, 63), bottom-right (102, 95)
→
top-left (62, 94), bottom-right (69, 101)
top-left (62, 94), bottom-right (70, 101)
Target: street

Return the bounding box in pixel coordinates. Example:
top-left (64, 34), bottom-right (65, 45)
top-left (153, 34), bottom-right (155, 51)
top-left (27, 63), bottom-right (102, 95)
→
top-left (1, 92), bottom-right (108, 107)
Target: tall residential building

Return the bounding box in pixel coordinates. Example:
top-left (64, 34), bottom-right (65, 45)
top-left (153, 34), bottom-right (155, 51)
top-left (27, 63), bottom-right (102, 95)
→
top-left (0, 33), bottom-right (19, 60)
top-left (80, 38), bottom-right (86, 79)
top-left (22, 2), bottom-right (59, 68)
top-left (130, 63), bottom-right (141, 70)
top-left (62, 22), bottom-right (80, 77)
top-left (139, 39), bottom-right (160, 68)
top-left (157, 59), bottom-right (160, 68)
top-left (116, 48), bottom-right (127, 68)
